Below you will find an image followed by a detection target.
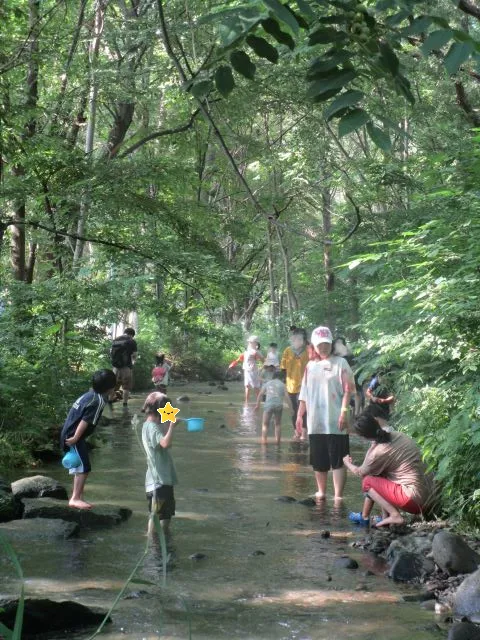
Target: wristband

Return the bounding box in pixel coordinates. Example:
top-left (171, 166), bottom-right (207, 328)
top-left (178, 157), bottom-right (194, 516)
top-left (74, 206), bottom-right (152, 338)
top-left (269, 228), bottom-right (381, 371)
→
top-left (340, 407), bottom-right (349, 413)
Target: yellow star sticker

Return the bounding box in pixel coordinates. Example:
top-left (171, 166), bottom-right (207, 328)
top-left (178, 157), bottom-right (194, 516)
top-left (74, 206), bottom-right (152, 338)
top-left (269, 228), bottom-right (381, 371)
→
top-left (157, 401), bottom-right (180, 424)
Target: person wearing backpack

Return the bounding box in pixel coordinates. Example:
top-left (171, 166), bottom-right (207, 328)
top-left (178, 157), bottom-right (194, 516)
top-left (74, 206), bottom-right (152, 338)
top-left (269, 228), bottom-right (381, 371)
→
top-left (151, 353), bottom-right (171, 394)
top-left (110, 327), bottom-right (138, 408)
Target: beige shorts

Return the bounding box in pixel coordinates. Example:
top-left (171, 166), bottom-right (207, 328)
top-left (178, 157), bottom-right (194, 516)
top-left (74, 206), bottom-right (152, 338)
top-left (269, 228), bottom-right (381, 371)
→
top-left (114, 367), bottom-right (133, 390)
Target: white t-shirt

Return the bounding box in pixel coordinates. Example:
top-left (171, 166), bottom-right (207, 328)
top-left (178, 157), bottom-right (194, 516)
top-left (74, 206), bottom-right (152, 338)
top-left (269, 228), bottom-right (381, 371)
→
top-left (243, 348), bottom-right (261, 371)
top-left (299, 356), bottom-right (354, 435)
top-left (265, 350), bottom-right (280, 367)
top-left (261, 378), bottom-right (286, 410)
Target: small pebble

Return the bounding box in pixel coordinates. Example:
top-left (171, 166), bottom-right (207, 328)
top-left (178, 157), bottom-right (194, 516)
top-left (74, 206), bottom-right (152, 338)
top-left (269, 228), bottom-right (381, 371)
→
top-left (320, 530), bottom-right (330, 539)
top-left (189, 553), bottom-right (206, 561)
top-left (251, 550), bottom-right (265, 556)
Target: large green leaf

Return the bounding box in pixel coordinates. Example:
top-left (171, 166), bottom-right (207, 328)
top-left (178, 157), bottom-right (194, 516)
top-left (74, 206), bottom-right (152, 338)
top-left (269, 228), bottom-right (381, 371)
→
top-left (421, 29), bottom-right (453, 56)
top-left (308, 27), bottom-right (347, 46)
top-left (216, 6), bottom-right (266, 48)
top-left (379, 41), bottom-right (399, 76)
top-left (230, 50), bottom-right (257, 79)
top-left (190, 80), bottom-right (213, 99)
top-left (338, 108), bottom-right (370, 137)
top-left (262, 0), bottom-right (299, 33)
top-left (324, 89), bottom-right (365, 120)
top-left (366, 122), bottom-right (392, 151)
top-left (295, 0), bottom-right (315, 19)
top-left (401, 15), bottom-right (433, 36)
top-left (215, 66), bottom-right (235, 97)
top-left (394, 73), bottom-right (415, 105)
top-left (307, 68), bottom-right (356, 99)
top-left (246, 34), bottom-right (279, 63)
top-left (444, 41), bottom-right (474, 75)
top-left (261, 17), bottom-right (295, 49)
top-left (307, 51), bottom-right (351, 78)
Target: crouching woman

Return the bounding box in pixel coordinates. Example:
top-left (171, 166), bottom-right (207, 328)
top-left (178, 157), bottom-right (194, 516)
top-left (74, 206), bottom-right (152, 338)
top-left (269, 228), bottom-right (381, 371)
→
top-left (343, 412), bottom-right (433, 527)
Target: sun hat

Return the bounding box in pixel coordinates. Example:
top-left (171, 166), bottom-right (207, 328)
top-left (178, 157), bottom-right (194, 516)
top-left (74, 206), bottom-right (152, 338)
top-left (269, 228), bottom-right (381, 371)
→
top-left (311, 326), bottom-right (333, 346)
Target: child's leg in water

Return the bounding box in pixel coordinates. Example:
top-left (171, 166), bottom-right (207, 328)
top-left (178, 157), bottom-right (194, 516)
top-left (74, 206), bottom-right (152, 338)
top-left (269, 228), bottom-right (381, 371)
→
top-left (69, 473), bottom-right (92, 509)
top-left (261, 411), bottom-right (269, 444)
top-left (274, 411), bottom-right (282, 445)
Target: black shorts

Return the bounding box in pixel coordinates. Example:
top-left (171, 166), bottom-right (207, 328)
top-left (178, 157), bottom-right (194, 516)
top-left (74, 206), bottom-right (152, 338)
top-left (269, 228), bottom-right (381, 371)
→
top-left (309, 434), bottom-right (349, 472)
top-left (147, 485), bottom-right (175, 520)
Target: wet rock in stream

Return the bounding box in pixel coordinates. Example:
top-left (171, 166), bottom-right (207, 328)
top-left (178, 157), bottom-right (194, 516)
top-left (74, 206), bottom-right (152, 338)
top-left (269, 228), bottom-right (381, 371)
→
top-left (448, 621), bottom-right (480, 640)
top-left (11, 474), bottom-right (68, 500)
top-left (0, 517), bottom-right (79, 541)
top-left (0, 489), bottom-right (23, 522)
top-left (275, 495), bottom-right (297, 503)
top-left (432, 530), bottom-right (480, 575)
top-left (22, 498), bottom-right (132, 528)
top-left (251, 550), bottom-right (266, 556)
top-left (0, 598), bottom-right (110, 638)
top-left (189, 552), bottom-right (207, 561)
top-left (177, 395), bottom-right (190, 402)
top-left (334, 555), bottom-right (359, 570)
top-left (297, 497), bottom-right (316, 506)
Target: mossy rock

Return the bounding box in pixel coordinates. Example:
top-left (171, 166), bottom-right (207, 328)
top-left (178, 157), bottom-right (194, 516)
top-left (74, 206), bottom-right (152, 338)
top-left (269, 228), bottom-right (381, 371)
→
top-left (0, 489), bottom-right (23, 523)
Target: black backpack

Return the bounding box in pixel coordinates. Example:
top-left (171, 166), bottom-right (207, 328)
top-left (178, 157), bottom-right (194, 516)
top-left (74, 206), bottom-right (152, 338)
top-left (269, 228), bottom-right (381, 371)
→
top-left (111, 337), bottom-right (130, 368)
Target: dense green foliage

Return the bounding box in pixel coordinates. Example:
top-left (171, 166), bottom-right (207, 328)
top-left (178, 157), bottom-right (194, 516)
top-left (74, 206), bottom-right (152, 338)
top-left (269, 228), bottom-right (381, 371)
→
top-left (1, 0), bottom-right (480, 524)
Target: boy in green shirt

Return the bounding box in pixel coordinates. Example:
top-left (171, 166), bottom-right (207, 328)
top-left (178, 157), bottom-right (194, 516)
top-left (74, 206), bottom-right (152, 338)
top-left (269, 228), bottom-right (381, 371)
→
top-left (142, 394), bottom-right (178, 536)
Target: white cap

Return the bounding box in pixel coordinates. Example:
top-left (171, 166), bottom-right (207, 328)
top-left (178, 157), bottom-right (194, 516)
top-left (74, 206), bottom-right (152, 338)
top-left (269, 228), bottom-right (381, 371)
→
top-left (247, 335), bottom-right (259, 343)
top-left (311, 326), bottom-right (333, 346)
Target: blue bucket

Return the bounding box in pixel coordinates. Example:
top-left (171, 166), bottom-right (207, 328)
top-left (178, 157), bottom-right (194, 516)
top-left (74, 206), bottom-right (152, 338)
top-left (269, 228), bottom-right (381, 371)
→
top-left (183, 417), bottom-right (205, 432)
top-left (62, 448), bottom-right (82, 469)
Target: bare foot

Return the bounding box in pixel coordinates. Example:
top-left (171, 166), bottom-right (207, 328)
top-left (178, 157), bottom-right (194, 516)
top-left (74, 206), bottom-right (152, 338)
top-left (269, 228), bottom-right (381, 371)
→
top-left (334, 496), bottom-right (344, 501)
top-left (315, 492), bottom-right (326, 500)
top-left (69, 499), bottom-right (93, 510)
top-left (375, 514), bottom-right (404, 527)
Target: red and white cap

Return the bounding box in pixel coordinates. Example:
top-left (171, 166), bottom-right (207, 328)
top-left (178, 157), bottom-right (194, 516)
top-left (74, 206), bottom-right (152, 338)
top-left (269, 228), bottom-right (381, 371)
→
top-left (311, 326), bottom-right (333, 346)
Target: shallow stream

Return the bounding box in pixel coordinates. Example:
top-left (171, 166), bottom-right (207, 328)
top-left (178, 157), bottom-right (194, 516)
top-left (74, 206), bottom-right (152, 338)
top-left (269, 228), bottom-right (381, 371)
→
top-left (0, 382), bottom-right (444, 639)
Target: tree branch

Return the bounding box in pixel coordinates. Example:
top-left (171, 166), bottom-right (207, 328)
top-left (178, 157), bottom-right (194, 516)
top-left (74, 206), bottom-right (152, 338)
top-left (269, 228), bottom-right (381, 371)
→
top-left (118, 108), bottom-right (201, 157)
top-left (331, 193), bottom-right (362, 245)
top-left (5, 219), bottom-right (214, 311)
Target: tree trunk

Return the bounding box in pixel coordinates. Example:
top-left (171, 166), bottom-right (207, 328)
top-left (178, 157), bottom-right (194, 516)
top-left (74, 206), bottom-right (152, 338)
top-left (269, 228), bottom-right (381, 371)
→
top-left (73, 0), bottom-right (108, 266)
top-left (322, 185), bottom-right (335, 328)
top-left (11, 0), bottom-right (40, 282)
top-left (266, 221), bottom-right (278, 329)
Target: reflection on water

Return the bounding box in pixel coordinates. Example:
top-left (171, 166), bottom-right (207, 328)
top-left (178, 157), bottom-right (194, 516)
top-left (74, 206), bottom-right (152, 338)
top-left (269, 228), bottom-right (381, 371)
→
top-left (0, 382), bottom-right (440, 639)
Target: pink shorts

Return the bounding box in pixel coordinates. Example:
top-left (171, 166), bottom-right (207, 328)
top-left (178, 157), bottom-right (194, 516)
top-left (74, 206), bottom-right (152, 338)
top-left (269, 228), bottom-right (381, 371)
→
top-left (362, 476), bottom-right (422, 514)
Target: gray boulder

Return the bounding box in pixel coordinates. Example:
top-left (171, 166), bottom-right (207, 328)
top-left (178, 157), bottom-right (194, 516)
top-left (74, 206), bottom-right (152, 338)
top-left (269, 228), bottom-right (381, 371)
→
top-left (0, 489), bottom-right (23, 523)
top-left (0, 598), bottom-right (110, 638)
top-left (454, 568), bottom-right (480, 621)
top-left (448, 622), bottom-right (480, 640)
top-left (388, 551), bottom-right (435, 583)
top-left (11, 475), bottom-right (68, 500)
top-left (433, 530), bottom-right (480, 575)
top-left (387, 534), bottom-right (433, 564)
top-left (0, 517), bottom-right (79, 541)
top-left (22, 498), bottom-right (131, 528)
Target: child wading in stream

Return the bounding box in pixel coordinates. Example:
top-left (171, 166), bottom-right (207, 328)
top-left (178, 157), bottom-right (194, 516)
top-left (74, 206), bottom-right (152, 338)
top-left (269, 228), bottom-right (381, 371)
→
top-left (60, 369), bottom-right (117, 509)
top-left (142, 394), bottom-right (178, 536)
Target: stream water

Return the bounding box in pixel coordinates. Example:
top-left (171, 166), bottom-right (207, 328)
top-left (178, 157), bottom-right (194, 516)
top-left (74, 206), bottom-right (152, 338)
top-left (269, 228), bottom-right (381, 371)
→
top-left (0, 382), bottom-right (444, 639)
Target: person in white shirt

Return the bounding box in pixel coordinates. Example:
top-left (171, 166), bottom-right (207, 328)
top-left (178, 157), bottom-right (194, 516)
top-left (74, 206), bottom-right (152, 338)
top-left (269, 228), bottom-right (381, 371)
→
top-left (296, 326), bottom-right (355, 500)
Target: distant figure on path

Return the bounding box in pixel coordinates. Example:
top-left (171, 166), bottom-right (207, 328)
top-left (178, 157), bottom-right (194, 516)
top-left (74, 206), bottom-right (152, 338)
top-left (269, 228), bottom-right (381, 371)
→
top-left (151, 353), bottom-right (172, 394)
top-left (366, 370), bottom-right (395, 418)
top-left (255, 370), bottom-right (287, 445)
top-left (280, 327), bottom-right (309, 440)
top-left (228, 335), bottom-right (265, 403)
top-left (60, 369), bottom-right (117, 509)
top-left (110, 327), bottom-right (138, 408)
